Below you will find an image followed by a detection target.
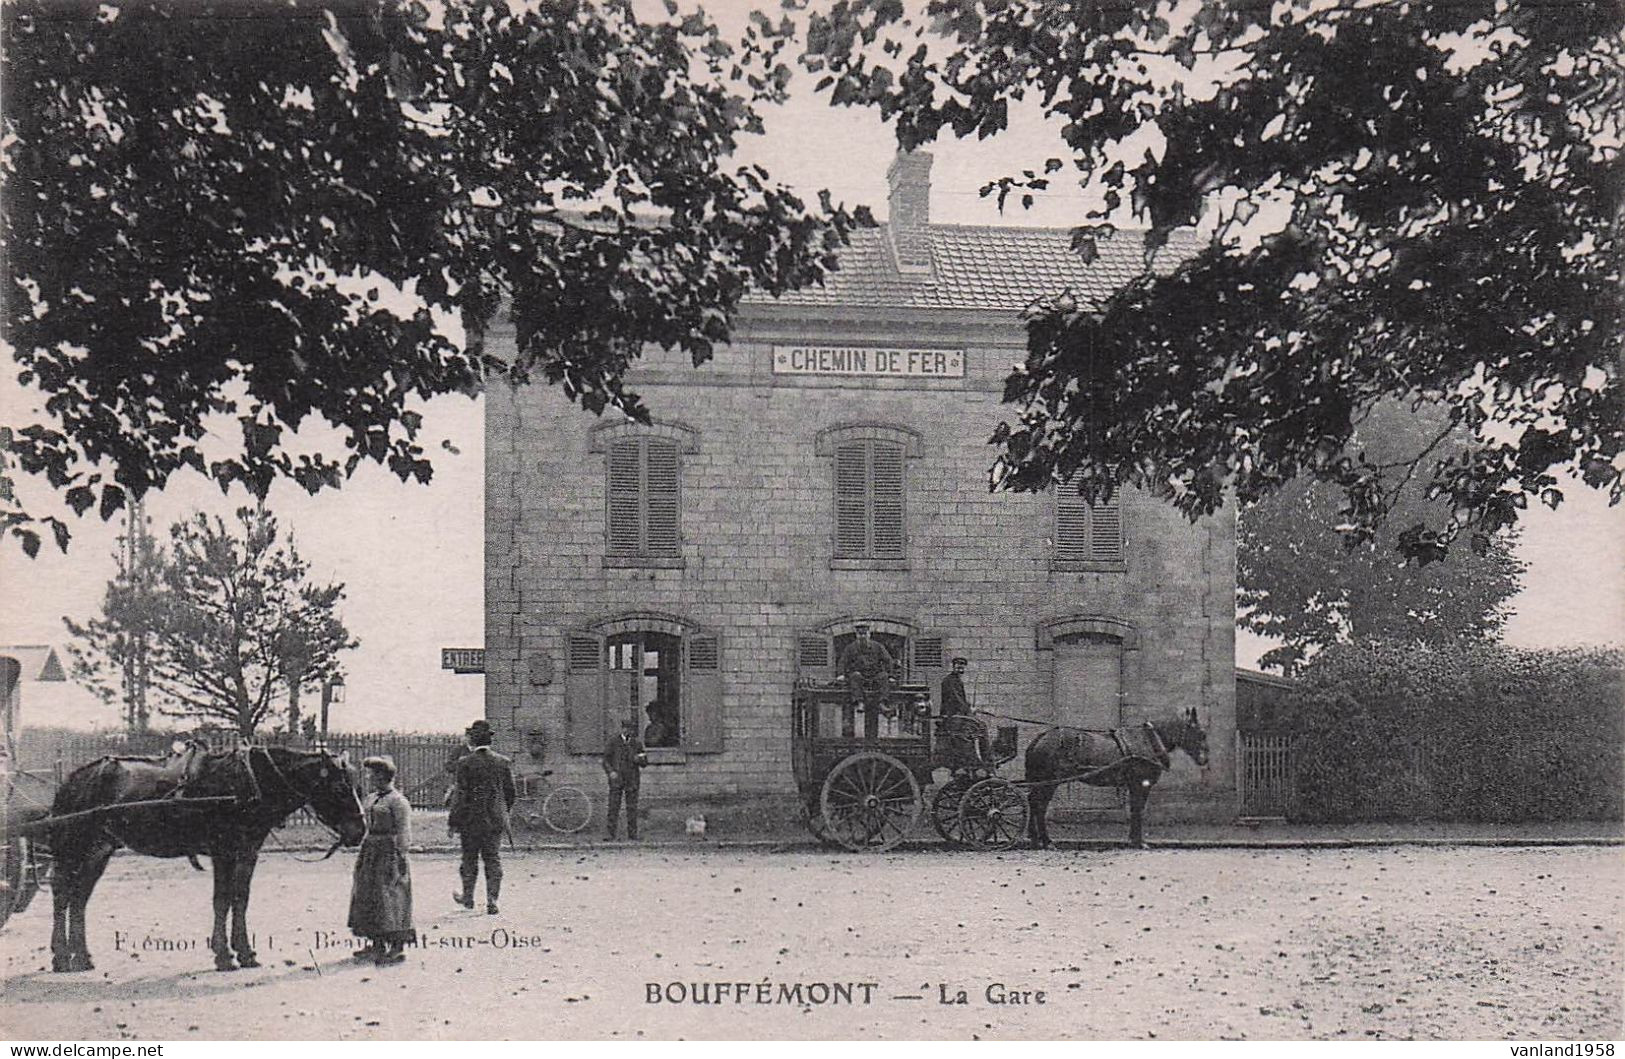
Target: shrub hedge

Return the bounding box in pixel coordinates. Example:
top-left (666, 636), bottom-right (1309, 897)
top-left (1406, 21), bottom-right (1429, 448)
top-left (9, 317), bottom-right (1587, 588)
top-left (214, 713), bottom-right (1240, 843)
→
top-left (1286, 641), bottom-right (1623, 822)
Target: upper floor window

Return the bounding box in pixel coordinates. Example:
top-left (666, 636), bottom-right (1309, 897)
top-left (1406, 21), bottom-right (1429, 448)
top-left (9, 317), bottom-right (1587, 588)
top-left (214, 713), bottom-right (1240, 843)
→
top-left (1055, 487), bottom-right (1125, 569)
top-left (816, 424), bottom-right (921, 569)
top-left (834, 440), bottom-right (906, 560)
top-left (590, 421), bottom-right (698, 568)
top-left (607, 438), bottom-right (680, 559)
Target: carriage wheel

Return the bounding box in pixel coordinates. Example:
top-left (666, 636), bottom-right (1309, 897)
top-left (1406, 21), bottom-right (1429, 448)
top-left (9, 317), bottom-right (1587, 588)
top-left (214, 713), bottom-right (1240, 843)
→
top-left (0, 835), bottom-right (36, 929)
top-left (542, 786), bottom-right (592, 834)
top-left (958, 778), bottom-right (1029, 852)
top-left (930, 778), bottom-right (973, 847)
top-left (819, 752), bottom-right (920, 853)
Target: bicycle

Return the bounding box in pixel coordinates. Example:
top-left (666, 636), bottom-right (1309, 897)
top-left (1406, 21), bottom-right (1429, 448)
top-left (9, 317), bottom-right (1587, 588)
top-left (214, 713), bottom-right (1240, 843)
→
top-left (511, 771), bottom-right (593, 834)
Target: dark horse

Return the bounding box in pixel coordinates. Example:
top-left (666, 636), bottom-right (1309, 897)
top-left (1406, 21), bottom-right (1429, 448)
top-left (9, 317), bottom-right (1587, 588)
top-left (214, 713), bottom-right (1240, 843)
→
top-left (43, 744), bottom-right (366, 972)
top-left (1024, 708), bottom-right (1209, 849)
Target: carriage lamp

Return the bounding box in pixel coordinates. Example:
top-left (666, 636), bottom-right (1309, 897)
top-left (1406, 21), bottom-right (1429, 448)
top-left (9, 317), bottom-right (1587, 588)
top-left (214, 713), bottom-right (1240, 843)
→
top-left (320, 676), bottom-right (346, 737)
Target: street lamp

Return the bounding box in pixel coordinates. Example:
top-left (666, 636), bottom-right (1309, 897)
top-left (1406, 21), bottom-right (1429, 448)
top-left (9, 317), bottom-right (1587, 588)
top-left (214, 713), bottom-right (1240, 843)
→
top-left (320, 676), bottom-right (346, 739)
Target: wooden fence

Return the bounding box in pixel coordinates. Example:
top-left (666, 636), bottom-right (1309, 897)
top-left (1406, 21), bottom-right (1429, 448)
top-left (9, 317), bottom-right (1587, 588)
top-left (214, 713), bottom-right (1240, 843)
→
top-left (15, 727), bottom-right (464, 809)
top-left (1237, 731), bottom-right (1295, 818)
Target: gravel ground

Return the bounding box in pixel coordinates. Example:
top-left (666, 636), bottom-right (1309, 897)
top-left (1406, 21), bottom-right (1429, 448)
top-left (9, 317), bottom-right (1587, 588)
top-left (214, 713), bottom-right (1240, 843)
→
top-left (3, 845), bottom-right (1620, 1041)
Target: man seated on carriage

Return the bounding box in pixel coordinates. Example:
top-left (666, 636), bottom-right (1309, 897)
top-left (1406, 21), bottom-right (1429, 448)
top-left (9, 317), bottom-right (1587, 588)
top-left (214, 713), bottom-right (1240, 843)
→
top-left (937, 656), bottom-right (992, 766)
top-left (836, 624), bottom-right (896, 739)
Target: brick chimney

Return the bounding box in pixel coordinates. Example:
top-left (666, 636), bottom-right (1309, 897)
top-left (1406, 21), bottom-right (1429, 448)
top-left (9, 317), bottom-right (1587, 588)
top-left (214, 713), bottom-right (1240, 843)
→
top-left (886, 150), bottom-right (934, 274)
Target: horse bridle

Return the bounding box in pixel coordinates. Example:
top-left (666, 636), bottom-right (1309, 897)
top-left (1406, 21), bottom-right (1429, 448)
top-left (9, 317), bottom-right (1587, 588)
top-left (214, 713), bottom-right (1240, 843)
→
top-left (254, 746), bottom-right (360, 860)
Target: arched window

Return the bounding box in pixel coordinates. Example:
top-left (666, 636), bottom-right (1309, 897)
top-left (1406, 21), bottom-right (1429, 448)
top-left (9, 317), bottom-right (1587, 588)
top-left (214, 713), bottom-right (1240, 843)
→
top-left (795, 616), bottom-right (949, 720)
top-left (815, 425), bottom-right (921, 567)
top-left (589, 421), bottom-right (698, 567)
top-left (563, 613), bottom-right (722, 756)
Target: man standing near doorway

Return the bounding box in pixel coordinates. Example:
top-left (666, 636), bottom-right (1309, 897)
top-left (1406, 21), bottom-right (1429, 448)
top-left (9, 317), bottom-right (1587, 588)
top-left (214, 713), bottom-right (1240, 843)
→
top-left (838, 623), bottom-right (897, 739)
top-left (603, 718), bottom-right (648, 840)
top-left (450, 720), bottom-right (517, 915)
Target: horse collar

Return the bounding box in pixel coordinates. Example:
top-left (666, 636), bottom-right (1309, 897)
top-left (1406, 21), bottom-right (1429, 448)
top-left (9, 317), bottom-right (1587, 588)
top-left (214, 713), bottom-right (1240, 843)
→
top-left (1147, 724), bottom-right (1172, 769)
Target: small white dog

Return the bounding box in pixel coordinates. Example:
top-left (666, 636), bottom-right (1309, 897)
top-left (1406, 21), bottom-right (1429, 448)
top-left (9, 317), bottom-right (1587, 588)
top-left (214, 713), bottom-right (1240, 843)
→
top-left (685, 815), bottom-right (707, 837)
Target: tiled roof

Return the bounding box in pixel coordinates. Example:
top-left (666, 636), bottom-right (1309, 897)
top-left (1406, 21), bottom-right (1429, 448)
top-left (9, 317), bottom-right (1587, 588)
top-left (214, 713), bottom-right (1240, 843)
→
top-left (747, 224), bottom-right (1198, 313)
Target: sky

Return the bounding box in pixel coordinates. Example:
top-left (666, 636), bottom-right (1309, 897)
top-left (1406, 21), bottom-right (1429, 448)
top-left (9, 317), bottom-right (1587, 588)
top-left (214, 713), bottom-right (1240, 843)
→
top-left (4, 7), bottom-right (1622, 732)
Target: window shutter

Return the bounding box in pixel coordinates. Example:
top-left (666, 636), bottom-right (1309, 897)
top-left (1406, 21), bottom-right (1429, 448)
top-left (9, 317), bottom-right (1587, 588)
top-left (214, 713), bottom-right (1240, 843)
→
top-left (911, 633), bottom-right (948, 714)
top-left (1089, 495), bottom-right (1123, 562)
top-left (870, 442), bottom-right (906, 559)
top-left (684, 634), bottom-right (723, 752)
top-left (796, 633), bottom-right (833, 680)
top-left (1055, 487), bottom-right (1123, 564)
top-left (606, 442), bottom-right (642, 556)
top-left (1055, 490), bottom-right (1090, 563)
top-left (682, 633), bottom-right (721, 747)
top-left (644, 440), bottom-right (680, 556)
top-left (564, 632), bottom-right (606, 753)
top-left (833, 443), bottom-right (869, 558)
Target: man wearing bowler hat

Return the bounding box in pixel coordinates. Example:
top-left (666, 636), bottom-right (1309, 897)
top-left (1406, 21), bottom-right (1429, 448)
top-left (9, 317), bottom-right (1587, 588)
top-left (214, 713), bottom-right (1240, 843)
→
top-left (449, 719), bottom-right (516, 914)
top-left (603, 718), bottom-right (648, 840)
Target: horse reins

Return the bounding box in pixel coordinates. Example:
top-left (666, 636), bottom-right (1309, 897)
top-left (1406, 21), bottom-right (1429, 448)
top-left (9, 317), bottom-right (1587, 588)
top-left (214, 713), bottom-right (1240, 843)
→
top-left (255, 746), bottom-right (351, 862)
top-left (973, 708), bottom-right (1152, 737)
top-left (959, 711), bottom-right (1173, 787)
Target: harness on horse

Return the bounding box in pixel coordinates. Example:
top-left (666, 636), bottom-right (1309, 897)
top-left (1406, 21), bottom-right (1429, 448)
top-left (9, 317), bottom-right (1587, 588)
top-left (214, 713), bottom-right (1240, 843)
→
top-left (1112, 723), bottom-right (1172, 770)
top-left (72, 743), bottom-right (352, 861)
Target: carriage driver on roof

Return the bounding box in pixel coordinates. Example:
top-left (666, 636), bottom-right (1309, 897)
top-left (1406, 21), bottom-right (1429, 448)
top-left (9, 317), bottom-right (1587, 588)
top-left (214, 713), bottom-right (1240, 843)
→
top-left (837, 623), bottom-right (897, 739)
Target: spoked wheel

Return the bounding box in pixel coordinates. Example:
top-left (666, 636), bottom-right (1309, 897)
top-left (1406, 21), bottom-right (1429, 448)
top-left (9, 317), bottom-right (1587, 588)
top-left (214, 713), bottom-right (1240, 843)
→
top-left (930, 778), bottom-right (973, 847)
top-left (819, 752), bottom-right (920, 853)
top-left (0, 834), bottom-right (39, 929)
top-left (542, 786), bottom-right (592, 834)
top-left (958, 777), bottom-right (1029, 852)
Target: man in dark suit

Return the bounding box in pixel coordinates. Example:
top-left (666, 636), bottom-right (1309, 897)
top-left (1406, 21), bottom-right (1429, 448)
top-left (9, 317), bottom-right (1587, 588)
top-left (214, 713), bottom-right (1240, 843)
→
top-left (939, 656), bottom-right (990, 763)
top-left (837, 623), bottom-right (897, 739)
top-left (603, 718), bottom-right (648, 840)
top-left (449, 720), bottom-right (516, 914)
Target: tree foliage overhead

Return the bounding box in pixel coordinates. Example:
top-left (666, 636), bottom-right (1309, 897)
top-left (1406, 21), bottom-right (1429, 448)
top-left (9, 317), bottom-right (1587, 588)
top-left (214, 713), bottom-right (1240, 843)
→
top-left (2, 0), bottom-right (865, 554)
top-left (1239, 403), bottom-right (1525, 675)
top-left (802, 0), bottom-right (1623, 560)
top-left (65, 506), bottom-right (355, 735)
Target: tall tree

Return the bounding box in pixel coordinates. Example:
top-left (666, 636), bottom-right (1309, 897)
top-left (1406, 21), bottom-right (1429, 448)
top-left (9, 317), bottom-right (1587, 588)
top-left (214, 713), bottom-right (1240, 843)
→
top-left (802, 0), bottom-right (1622, 560)
top-left (65, 511), bottom-right (164, 732)
top-left (1239, 404), bottom-right (1525, 674)
top-left (66, 506), bottom-right (356, 735)
top-left (2, 0), bottom-right (865, 555)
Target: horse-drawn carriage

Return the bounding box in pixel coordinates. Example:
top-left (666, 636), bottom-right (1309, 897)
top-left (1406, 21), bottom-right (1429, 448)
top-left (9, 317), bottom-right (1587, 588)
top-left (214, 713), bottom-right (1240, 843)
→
top-left (791, 676), bottom-right (1210, 852)
top-left (791, 678), bottom-right (1022, 852)
top-left (1, 655), bottom-right (59, 930)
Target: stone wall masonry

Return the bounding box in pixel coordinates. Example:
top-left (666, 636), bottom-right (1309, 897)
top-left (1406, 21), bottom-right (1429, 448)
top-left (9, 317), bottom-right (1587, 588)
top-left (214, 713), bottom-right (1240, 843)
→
top-left (485, 327), bottom-right (1238, 821)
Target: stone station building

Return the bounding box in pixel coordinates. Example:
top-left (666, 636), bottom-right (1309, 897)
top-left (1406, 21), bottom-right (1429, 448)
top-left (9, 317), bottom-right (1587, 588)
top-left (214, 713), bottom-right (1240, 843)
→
top-left (483, 152), bottom-right (1237, 827)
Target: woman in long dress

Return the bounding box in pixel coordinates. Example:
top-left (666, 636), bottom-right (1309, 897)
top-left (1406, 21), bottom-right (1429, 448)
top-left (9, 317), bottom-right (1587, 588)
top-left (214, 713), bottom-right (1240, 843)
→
top-left (348, 755), bottom-right (415, 965)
